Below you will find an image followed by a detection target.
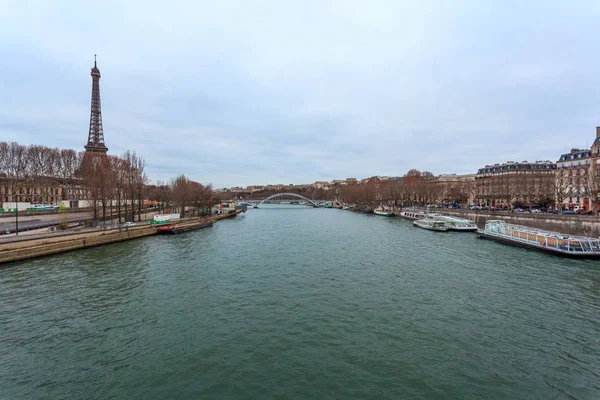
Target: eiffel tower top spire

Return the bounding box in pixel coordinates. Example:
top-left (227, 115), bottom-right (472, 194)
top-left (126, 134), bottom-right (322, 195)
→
top-left (85, 55), bottom-right (108, 154)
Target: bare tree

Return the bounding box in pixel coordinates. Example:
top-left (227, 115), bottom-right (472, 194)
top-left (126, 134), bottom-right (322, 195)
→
top-left (190, 182), bottom-right (215, 216)
top-left (58, 149), bottom-right (79, 204)
top-left (171, 174), bottom-right (191, 217)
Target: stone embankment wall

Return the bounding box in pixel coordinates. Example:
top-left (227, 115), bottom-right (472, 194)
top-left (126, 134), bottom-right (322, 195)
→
top-left (0, 226), bottom-right (157, 265)
top-left (212, 209), bottom-right (242, 221)
top-left (438, 210), bottom-right (600, 237)
top-left (0, 212), bottom-right (243, 266)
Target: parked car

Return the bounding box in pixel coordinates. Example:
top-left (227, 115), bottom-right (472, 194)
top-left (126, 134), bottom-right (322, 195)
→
top-left (514, 208), bottom-right (525, 212)
top-left (124, 222), bottom-right (136, 227)
top-left (531, 209), bottom-right (542, 213)
top-left (562, 210), bottom-right (576, 215)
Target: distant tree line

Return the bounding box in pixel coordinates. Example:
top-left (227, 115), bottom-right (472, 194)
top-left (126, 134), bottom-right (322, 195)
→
top-left (334, 170), bottom-right (474, 209)
top-left (218, 169), bottom-right (475, 209)
top-left (218, 166), bottom-right (596, 211)
top-left (150, 175), bottom-right (215, 218)
top-left (0, 141), bottom-right (215, 222)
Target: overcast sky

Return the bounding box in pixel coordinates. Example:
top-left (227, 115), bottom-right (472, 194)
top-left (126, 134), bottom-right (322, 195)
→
top-left (1, 1), bottom-right (600, 188)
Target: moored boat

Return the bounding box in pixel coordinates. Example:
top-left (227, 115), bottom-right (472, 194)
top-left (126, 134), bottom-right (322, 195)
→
top-left (399, 210), bottom-right (427, 220)
top-left (436, 215), bottom-right (477, 232)
top-left (413, 219), bottom-right (448, 231)
top-left (374, 209), bottom-right (393, 216)
top-left (477, 220), bottom-right (600, 258)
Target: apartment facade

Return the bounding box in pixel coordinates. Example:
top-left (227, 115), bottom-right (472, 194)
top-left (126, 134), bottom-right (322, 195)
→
top-left (475, 160), bottom-right (556, 209)
top-left (0, 177), bottom-right (89, 208)
top-left (555, 149), bottom-right (590, 211)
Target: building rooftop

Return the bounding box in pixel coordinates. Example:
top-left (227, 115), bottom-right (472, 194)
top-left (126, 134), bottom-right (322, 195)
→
top-left (478, 160), bottom-right (556, 175)
top-left (557, 149), bottom-right (590, 162)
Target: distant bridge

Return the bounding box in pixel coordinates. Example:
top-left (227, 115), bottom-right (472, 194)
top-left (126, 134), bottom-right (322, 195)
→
top-left (254, 193), bottom-right (319, 208)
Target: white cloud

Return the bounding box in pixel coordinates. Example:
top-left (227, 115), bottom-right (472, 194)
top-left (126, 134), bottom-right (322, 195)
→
top-left (1, 0), bottom-right (600, 187)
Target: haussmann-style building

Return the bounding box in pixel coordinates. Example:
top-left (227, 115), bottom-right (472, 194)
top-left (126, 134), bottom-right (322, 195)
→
top-left (475, 160), bottom-right (556, 209)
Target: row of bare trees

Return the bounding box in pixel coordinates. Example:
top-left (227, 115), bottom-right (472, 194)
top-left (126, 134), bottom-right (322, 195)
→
top-left (218, 170), bottom-right (475, 210)
top-left (0, 141), bottom-right (150, 222)
top-left (334, 170), bottom-right (473, 209)
top-left (1, 141), bottom-right (218, 222)
top-left (0, 141), bottom-right (80, 204)
top-left (150, 175), bottom-right (215, 217)
top-left (218, 166), bottom-right (600, 212)
top-left (79, 150), bottom-right (149, 222)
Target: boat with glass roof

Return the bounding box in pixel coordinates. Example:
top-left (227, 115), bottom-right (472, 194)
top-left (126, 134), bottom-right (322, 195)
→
top-left (435, 215), bottom-right (477, 232)
top-left (399, 210), bottom-right (427, 220)
top-left (413, 219), bottom-right (448, 231)
top-left (477, 220), bottom-right (600, 258)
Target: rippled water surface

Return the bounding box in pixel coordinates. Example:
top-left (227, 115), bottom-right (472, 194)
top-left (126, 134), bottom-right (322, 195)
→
top-left (1, 207), bottom-right (600, 399)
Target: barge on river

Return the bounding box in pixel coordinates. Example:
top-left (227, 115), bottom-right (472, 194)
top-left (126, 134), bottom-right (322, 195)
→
top-left (157, 220), bottom-right (214, 234)
top-left (477, 220), bottom-right (600, 258)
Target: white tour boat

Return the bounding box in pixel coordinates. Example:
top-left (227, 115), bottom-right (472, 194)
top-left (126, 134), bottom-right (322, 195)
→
top-left (477, 220), bottom-right (600, 258)
top-left (413, 219), bottom-right (448, 232)
top-left (399, 210), bottom-right (427, 220)
top-left (374, 209), bottom-right (394, 217)
top-left (435, 215), bottom-right (477, 232)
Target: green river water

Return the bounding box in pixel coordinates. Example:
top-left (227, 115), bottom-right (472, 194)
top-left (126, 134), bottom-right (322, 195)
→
top-left (1, 206), bottom-right (599, 399)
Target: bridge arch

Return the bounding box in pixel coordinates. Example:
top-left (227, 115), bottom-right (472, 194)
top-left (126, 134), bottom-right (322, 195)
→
top-left (255, 193), bottom-right (318, 208)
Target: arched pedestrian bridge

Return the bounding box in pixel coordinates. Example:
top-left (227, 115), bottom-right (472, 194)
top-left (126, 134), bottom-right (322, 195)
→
top-left (254, 193), bottom-right (319, 208)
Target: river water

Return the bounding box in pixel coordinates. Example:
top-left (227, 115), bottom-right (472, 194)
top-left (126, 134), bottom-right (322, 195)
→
top-left (1, 206), bottom-right (600, 399)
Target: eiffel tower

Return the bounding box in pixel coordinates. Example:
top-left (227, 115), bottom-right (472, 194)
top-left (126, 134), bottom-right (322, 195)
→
top-left (84, 55), bottom-right (108, 154)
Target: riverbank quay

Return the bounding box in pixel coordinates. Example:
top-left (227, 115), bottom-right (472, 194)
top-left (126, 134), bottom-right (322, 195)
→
top-left (212, 209), bottom-right (243, 221)
top-left (437, 209), bottom-right (600, 237)
top-left (0, 225), bottom-right (158, 265)
top-left (0, 211), bottom-right (242, 265)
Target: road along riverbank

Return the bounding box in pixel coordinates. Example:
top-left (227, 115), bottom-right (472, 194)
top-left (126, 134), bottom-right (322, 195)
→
top-left (0, 210), bottom-right (242, 265)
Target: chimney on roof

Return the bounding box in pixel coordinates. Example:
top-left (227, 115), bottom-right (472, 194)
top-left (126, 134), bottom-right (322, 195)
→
top-left (596, 126), bottom-right (600, 138)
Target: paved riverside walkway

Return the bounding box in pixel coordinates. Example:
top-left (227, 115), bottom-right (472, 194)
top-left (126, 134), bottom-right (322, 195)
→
top-left (0, 210), bottom-right (243, 265)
